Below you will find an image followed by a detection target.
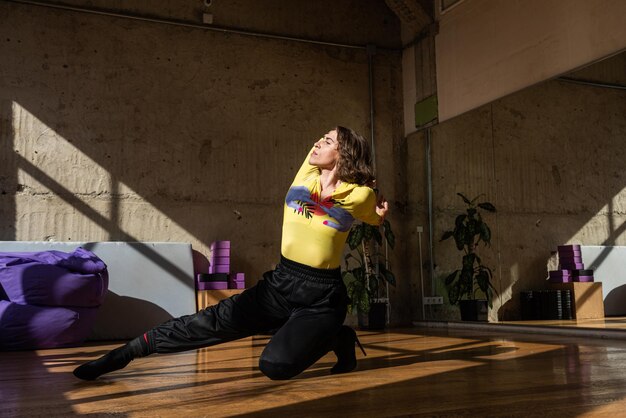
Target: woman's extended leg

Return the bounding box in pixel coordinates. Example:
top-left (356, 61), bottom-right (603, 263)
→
top-left (74, 277), bottom-right (289, 380)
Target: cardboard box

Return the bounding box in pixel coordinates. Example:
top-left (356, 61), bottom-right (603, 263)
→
top-left (548, 282), bottom-right (604, 319)
top-left (196, 289), bottom-right (244, 311)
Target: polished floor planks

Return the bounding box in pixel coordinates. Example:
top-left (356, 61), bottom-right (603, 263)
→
top-left (3, 328), bottom-right (626, 417)
top-left (501, 316), bottom-right (626, 330)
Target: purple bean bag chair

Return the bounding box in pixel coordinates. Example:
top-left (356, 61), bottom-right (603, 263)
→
top-left (0, 301), bottom-right (100, 350)
top-left (0, 247), bottom-right (108, 350)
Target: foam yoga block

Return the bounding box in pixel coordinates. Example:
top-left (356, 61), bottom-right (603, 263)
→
top-left (197, 273), bottom-right (229, 282)
top-left (209, 265), bottom-right (230, 274)
top-left (228, 273), bottom-right (245, 289)
top-left (549, 270), bottom-right (570, 277)
top-left (549, 271), bottom-right (570, 282)
top-left (561, 262), bottom-right (585, 270)
top-left (229, 282), bottom-right (245, 290)
top-left (197, 281), bottom-right (228, 290)
top-left (210, 256), bottom-right (230, 265)
top-left (550, 244), bottom-right (596, 288)
top-left (573, 269), bottom-right (594, 282)
top-left (210, 241), bottom-right (230, 250)
top-left (558, 249), bottom-right (581, 257)
top-left (211, 249), bottom-right (230, 257)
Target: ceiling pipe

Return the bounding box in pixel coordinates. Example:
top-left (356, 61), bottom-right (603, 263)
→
top-left (3, 0), bottom-right (401, 52)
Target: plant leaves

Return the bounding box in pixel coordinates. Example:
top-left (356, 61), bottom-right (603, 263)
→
top-left (459, 268), bottom-right (474, 300)
top-left (455, 214), bottom-right (466, 228)
top-left (454, 227), bottom-right (465, 251)
top-left (462, 253), bottom-right (476, 271)
top-left (465, 219), bottom-right (478, 246)
top-left (372, 227), bottom-right (383, 246)
top-left (378, 262), bottom-right (396, 286)
top-left (475, 270), bottom-right (489, 293)
top-left (348, 224), bottom-right (364, 250)
top-left (457, 193), bottom-right (472, 205)
top-left (368, 274), bottom-right (379, 295)
top-left (478, 202), bottom-right (496, 212)
top-left (448, 284), bottom-right (460, 305)
top-left (480, 222), bottom-right (492, 246)
top-left (363, 224), bottom-right (374, 241)
top-left (342, 271), bottom-right (357, 286)
top-left (343, 253), bottom-right (361, 267)
top-left (343, 219), bottom-right (396, 311)
top-left (347, 278), bottom-right (370, 314)
top-left (359, 292), bottom-right (370, 313)
top-left (353, 266), bottom-right (365, 281)
top-left (383, 220), bottom-right (395, 249)
top-left (444, 270), bottom-right (459, 285)
top-left (470, 194), bottom-right (485, 204)
top-left (440, 230), bottom-right (454, 241)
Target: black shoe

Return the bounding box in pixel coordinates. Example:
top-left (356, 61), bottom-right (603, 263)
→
top-left (73, 346), bottom-right (133, 380)
top-left (330, 326), bottom-right (367, 374)
top-left (73, 335), bottom-right (149, 381)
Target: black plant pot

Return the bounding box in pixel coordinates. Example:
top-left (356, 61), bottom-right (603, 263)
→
top-left (459, 299), bottom-right (488, 321)
top-left (368, 302), bottom-right (387, 330)
top-left (358, 302), bottom-right (387, 330)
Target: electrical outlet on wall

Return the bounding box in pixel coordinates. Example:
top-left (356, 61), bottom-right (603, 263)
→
top-left (423, 296), bottom-right (443, 305)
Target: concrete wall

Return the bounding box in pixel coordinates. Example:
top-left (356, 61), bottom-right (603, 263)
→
top-left (412, 52), bottom-right (626, 321)
top-left (0, 2), bottom-right (411, 323)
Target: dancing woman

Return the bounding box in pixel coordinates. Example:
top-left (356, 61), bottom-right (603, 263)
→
top-left (74, 125), bottom-right (388, 381)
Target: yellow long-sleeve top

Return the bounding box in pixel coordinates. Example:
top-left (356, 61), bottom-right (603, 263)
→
top-left (281, 148), bottom-right (381, 269)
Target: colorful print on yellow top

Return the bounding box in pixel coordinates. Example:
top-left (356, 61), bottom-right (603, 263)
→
top-left (281, 147), bottom-right (381, 269)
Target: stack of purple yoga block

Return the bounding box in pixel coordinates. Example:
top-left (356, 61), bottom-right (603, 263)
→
top-left (196, 241), bottom-right (245, 290)
top-left (548, 244), bottom-right (594, 283)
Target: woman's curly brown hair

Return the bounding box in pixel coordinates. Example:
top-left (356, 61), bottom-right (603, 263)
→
top-left (334, 126), bottom-right (375, 186)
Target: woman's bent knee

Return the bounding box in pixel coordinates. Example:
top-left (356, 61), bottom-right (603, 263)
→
top-left (258, 358), bottom-right (299, 380)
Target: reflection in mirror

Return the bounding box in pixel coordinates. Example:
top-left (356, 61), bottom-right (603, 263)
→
top-left (425, 51), bottom-right (626, 329)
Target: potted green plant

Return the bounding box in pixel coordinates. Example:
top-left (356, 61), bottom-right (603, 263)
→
top-left (441, 193), bottom-right (497, 321)
top-left (342, 219), bottom-right (395, 329)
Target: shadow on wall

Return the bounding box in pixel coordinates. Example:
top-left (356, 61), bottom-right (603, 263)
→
top-left (0, 3), bottom-right (381, 287)
top-left (0, 99), bottom-right (16, 241)
top-left (88, 291), bottom-right (173, 340)
top-left (605, 285), bottom-right (626, 315)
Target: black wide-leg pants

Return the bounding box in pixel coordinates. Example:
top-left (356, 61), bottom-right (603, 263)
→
top-left (146, 256), bottom-right (349, 380)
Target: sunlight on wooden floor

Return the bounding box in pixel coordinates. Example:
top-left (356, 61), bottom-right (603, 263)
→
top-left (3, 328), bottom-right (626, 417)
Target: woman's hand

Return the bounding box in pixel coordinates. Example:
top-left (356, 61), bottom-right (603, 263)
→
top-left (376, 193), bottom-right (389, 222)
top-left (367, 179), bottom-right (388, 221)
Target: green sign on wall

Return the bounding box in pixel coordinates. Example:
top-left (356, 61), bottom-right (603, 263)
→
top-left (415, 94), bottom-right (438, 128)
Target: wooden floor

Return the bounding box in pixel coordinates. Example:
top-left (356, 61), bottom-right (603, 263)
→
top-left (4, 327), bottom-right (626, 417)
top-left (502, 316), bottom-right (626, 330)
